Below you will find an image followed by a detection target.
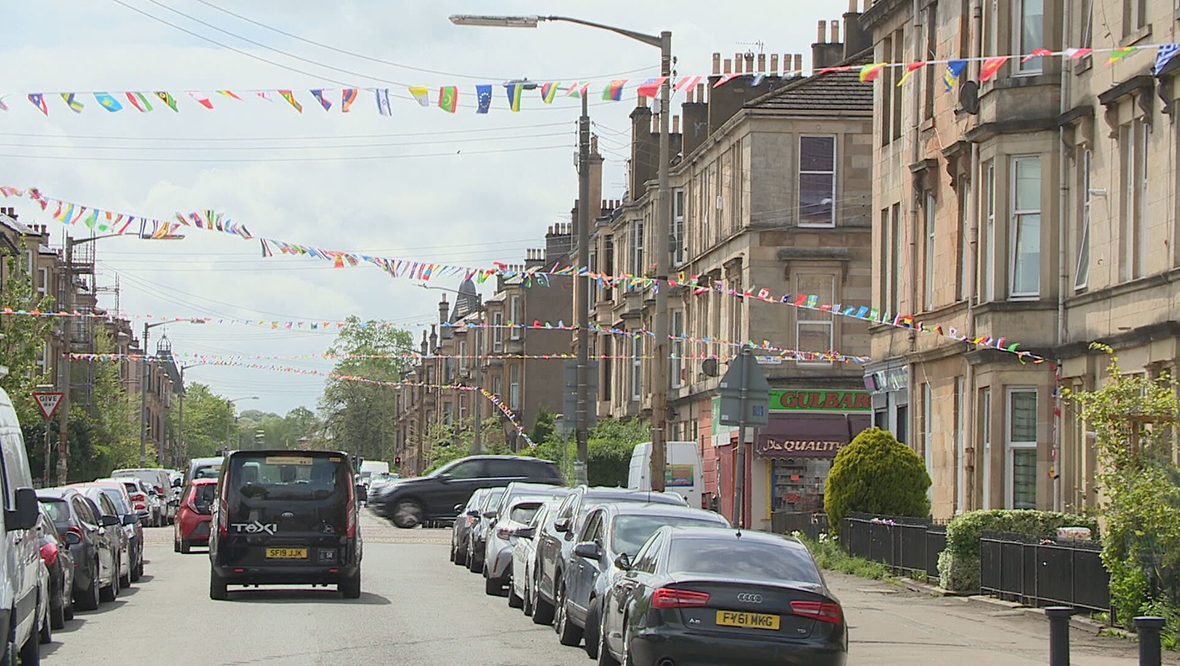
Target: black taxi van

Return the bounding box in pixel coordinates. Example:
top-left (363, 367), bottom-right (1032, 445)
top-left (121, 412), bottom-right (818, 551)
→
top-left (209, 450), bottom-right (361, 599)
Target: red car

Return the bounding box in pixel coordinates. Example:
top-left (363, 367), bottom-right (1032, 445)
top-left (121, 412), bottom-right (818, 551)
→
top-left (174, 479), bottom-right (217, 553)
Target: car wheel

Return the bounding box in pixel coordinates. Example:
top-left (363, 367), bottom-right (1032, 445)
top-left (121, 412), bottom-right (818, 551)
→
top-left (391, 500), bottom-right (422, 529)
top-left (584, 599), bottom-right (600, 659)
top-left (454, 542), bottom-right (467, 567)
top-left (49, 596), bottom-right (64, 631)
top-left (621, 620), bottom-right (635, 666)
top-left (556, 585), bottom-right (583, 646)
top-left (508, 582), bottom-right (524, 609)
top-left (522, 578), bottom-right (534, 616)
top-left (63, 597), bottom-right (74, 623)
top-left (38, 603), bottom-right (51, 645)
top-left (77, 565), bottom-right (100, 611)
top-left (467, 547), bottom-right (481, 574)
top-left (532, 570), bottom-right (555, 625)
top-left (131, 558), bottom-right (143, 583)
top-left (209, 570), bottom-right (228, 601)
top-left (484, 573), bottom-right (503, 597)
top-left (339, 570), bottom-right (361, 599)
top-left (596, 615), bottom-right (619, 666)
top-left (119, 567), bottom-right (131, 589)
top-left (100, 565), bottom-right (118, 603)
top-left (173, 533), bottom-right (181, 553)
top-left (19, 621), bottom-right (39, 665)
top-left (180, 539), bottom-right (191, 554)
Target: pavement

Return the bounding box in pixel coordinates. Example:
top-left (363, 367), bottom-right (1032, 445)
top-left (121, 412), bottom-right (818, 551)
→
top-left (38, 509), bottom-right (1176, 665)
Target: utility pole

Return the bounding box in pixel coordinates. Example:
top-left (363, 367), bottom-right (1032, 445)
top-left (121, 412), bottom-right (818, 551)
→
top-left (470, 329), bottom-right (483, 455)
top-left (575, 92), bottom-right (591, 486)
top-left (139, 321), bottom-right (152, 467)
top-left (56, 236), bottom-right (73, 484)
top-left (649, 31), bottom-right (673, 492)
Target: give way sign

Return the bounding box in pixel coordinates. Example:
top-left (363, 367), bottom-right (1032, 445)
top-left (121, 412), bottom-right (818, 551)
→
top-left (32, 392), bottom-right (64, 421)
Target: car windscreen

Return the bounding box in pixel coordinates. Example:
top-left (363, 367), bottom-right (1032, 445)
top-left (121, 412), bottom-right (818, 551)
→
top-left (121, 482), bottom-right (139, 495)
top-left (228, 454), bottom-right (346, 502)
top-left (668, 538), bottom-right (823, 584)
top-left (194, 465), bottom-right (221, 479)
top-left (97, 488), bottom-right (132, 514)
top-left (480, 489), bottom-right (504, 511)
top-left (509, 503), bottom-right (542, 524)
top-left (39, 499), bottom-right (70, 524)
top-left (610, 516), bottom-right (727, 557)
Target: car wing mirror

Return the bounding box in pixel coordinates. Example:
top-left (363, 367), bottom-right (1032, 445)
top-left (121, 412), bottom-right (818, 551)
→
top-left (482, 510), bottom-right (498, 520)
top-left (65, 531), bottom-right (82, 546)
top-left (614, 552), bottom-right (632, 571)
top-left (100, 515), bottom-right (120, 528)
top-left (437, 473), bottom-right (452, 482)
top-left (554, 518), bottom-right (570, 533)
top-left (454, 503), bottom-right (465, 514)
top-left (466, 509), bottom-right (480, 517)
top-left (573, 542), bottom-right (601, 559)
top-left (517, 526), bottom-right (536, 539)
top-left (5, 488), bottom-right (38, 532)
top-left (122, 514), bottom-right (138, 526)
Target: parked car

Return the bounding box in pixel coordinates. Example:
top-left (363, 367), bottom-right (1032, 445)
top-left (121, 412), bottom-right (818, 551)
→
top-left (209, 450), bottom-right (362, 599)
top-left (465, 488), bottom-right (509, 574)
top-left (89, 480), bottom-right (146, 583)
top-left (561, 503), bottom-right (729, 653)
top-left (533, 487), bottom-right (688, 625)
top-left (450, 488), bottom-right (500, 567)
top-left (112, 468), bottom-right (176, 524)
top-left (75, 485), bottom-right (134, 591)
top-left (509, 498), bottom-right (562, 615)
top-left (35, 505), bottom-right (74, 630)
top-left (596, 527), bottom-right (847, 666)
top-left (114, 477), bottom-right (157, 527)
top-left (483, 483), bottom-right (570, 596)
top-left (374, 455), bottom-right (563, 529)
top-left (37, 487), bottom-right (120, 610)
top-left (188, 456), bottom-right (224, 482)
top-left (0, 385), bottom-right (56, 664)
top-left (174, 479), bottom-right (217, 553)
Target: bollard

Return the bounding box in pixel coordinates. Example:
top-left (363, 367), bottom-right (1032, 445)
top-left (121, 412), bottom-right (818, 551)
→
top-left (1134, 616), bottom-right (1166, 666)
top-left (1046, 607), bottom-right (1074, 666)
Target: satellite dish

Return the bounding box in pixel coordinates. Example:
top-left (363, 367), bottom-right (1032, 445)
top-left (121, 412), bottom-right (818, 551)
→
top-left (702, 358), bottom-right (719, 377)
top-left (959, 81), bottom-right (980, 115)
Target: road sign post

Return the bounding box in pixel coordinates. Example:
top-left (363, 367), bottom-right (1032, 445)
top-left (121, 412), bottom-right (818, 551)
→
top-left (33, 392), bottom-right (63, 486)
top-left (717, 346), bottom-right (770, 528)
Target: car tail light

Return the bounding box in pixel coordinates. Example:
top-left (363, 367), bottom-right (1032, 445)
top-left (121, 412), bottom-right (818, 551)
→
top-left (39, 542), bottom-right (58, 566)
top-left (130, 493), bottom-right (145, 503)
top-left (218, 481), bottom-right (230, 537)
top-left (134, 503), bottom-right (146, 511)
top-left (651, 588), bottom-right (710, 609)
top-left (790, 600), bottom-right (843, 625)
top-left (345, 479), bottom-right (357, 538)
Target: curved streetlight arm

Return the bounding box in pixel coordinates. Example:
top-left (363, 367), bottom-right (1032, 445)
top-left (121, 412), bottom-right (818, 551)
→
top-left (541, 15), bottom-right (661, 48)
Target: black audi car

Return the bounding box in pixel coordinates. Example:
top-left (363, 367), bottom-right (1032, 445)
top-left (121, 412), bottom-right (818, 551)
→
top-left (595, 527), bottom-right (847, 666)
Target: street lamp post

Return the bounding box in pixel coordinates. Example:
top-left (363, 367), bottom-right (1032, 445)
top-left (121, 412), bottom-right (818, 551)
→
top-left (450, 13), bottom-right (672, 491)
top-left (139, 318), bottom-right (205, 467)
top-left (224, 396), bottom-right (259, 453)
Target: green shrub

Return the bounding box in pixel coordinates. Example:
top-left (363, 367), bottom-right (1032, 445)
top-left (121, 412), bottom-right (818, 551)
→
top-left (823, 427), bottom-right (931, 535)
top-left (793, 532), bottom-right (890, 580)
top-left (937, 509), bottom-right (1100, 592)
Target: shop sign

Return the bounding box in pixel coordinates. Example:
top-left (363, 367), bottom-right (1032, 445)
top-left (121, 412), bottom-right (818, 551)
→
top-left (770, 390), bottom-right (871, 413)
top-left (666, 464), bottom-right (695, 487)
top-left (756, 438), bottom-right (846, 459)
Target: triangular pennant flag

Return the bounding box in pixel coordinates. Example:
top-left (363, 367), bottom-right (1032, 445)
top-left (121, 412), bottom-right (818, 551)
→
top-left (1063, 47), bottom-right (1093, 60)
top-left (310, 89), bottom-right (332, 111)
top-left (154, 91), bottom-right (179, 111)
top-left (61, 93), bottom-right (84, 113)
top-left (438, 86), bottom-right (457, 113)
top-left (409, 86), bottom-right (430, 107)
top-left (278, 90), bottom-right (302, 112)
top-left (341, 88), bottom-right (358, 112)
top-left (943, 60), bottom-right (967, 90)
top-left (565, 81), bottom-right (590, 98)
top-left (896, 62), bottom-right (925, 87)
top-left (28, 94), bottom-right (47, 115)
top-left (375, 88), bottom-right (391, 116)
top-left (713, 72), bottom-right (742, 87)
top-left (94, 92), bottom-right (123, 112)
top-left (635, 77), bottom-right (667, 97)
top-left (217, 90), bottom-right (242, 100)
top-left (506, 83), bottom-right (523, 112)
top-left (187, 91), bottom-right (214, 109)
top-left (476, 85), bottom-right (492, 114)
top-left (979, 56), bottom-right (1008, 81)
top-left (1022, 47), bottom-right (1052, 63)
top-left (859, 63), bottom-right (887, 83)
top-left (1107, 46), bottom-right (1138, 65)
top-left (539, 82), bottom-right (559, 104)
top-left (125, 92), bottom-right (152, 112)
top-left (0, 96), bottom-right (8, 112)
top-left (603, 80), bottom-right (626, 101)
top-left (674, 75), bottom-right (702, 92)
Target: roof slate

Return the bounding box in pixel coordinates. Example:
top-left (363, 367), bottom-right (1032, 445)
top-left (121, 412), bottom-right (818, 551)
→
top-left (747, 48), bottom-right (874, 114)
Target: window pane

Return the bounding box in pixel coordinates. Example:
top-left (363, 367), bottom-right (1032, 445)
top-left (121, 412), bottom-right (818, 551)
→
top-left (797, 322), bottom-right (832, 352)
top-left (1013, 449), bottom-right (1037, 509)
top-left (799, 136), bottom-right (835, 172)
top-left (1014, 158), bottom-right (1041, 210)
top-left (1013, 213), bottom-right (1041, 294)
top-left (799, 173), bottom-right (834, 226)
top-left (1009, 391), bottom-right (1038, 442)
top-left (1019, 0), bottom-right (1045, 70)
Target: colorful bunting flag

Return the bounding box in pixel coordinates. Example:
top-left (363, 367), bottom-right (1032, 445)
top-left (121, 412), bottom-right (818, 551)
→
top-left (125, 92), bottom-right (153, 112)
top-left (943, 60), bottom-right (967, 91)
top-left (256, 91), bottom-right (273, 102)
top-left (1107, 46), bottom-right (1137, 65)
top-left (979, 56), bottom-right (1008, 81)
top-left (341, 88), bottom-right (358, 112)
top-left (859, 62), bottom-right (887, 83)
top-left (310, 89), bottom-right (332, 111)
top-left (506, 83), bottom-right (523, 112)
top-left (217, 90), bottom-right (242, 100)
top-left (154, 91), bottom-right (179, 112)
top-left (674, 75), bottom-right (702, 92)
top-left (539, 82), bottom-right (559, 104)
top-left (61, 93), bottom-right (84, 113)
top-left (602, 80), bottom-right (626, 101)
top-left (1156, 43), bottom-right (1180, 74)
top-left (409, 86), bottom-right (430, 107)
top-left (476, 85), bottom-right (492, 114)
top-left (750, 73), bottom-right (766, 86)
top-left (187, 91), bottom-right (214, 109)
top-left (565, 81), bottom-right (590, 97)
top-left (438, 86), bottom-right (457, 113)
top-left (278, 90), bottom-right (302, 112)
top-left (94, 92), bottom-right (123, 112)
top-left (635, 77), bottom-right (667, 97)
top-left (896, 62), bottom-right (925, 87)
top-left (713, 72), bottom-right (742, 87)
top-left (375, 88), bottom-right (392, 116)
top-left (1064, 47), bottom-right (1093, 60)
top-left (0, 96), bottom-right (8, 112)
top-left (1022, 47), bottom-right (1052, 63)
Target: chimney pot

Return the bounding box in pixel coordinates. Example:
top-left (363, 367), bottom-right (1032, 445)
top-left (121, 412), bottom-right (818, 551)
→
top-left (757, 53), bottom-right (766, 73)
top-left (817, 20), bottom-right (826, 43)
top-left (734, 53), bottom-right (743, 73)
top-left (712, 53), bottom-right (721, 75)
top-left (831, 21), bottom-right (840, 43)
top-left (672, 115), bottom-right (680, 133)
top-left (638, 94), bottom-right (647, 106)
top-left (770, 54), bottom-right (779, 74)
top-left (745, 53), bottom-right (755, 72)
top-left (794, 54), bottom-right (804, 73)
top-left (848, 0), bottom-right (856, 11)
top-left (723, 58), bottom-right (732, 74)
top-left (696, 83), bottom-right (706, 100)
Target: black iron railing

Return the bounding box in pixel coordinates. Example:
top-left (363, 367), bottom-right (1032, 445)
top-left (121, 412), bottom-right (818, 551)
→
top-left (840, 512), bottom-right (946, 581)
top-left (979, 530), bottom-right (1110, 613)
top-left (770, 510), bottom-right (829, 541)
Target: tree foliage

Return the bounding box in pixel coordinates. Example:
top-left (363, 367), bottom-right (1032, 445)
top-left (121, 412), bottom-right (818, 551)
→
top-left (318, 317), bottom-right (413, 463)
top-left (824, 427), bottom-right (931, 535)
top-left (0, 250), bottom-right (54, 426)
top-left (587, 417), bottom-right (649, 487)
top-left (177, 382), bottom-right (235, 460)
top-left (1064, 345), bottom-right (1180, 641)
top-left (236, 406), bottom-right (322, 450)
top-left (88, 326), bottom-right (141, 470)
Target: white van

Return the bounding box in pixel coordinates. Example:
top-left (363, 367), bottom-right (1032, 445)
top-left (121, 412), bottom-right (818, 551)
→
top-left (627, 441), bottom-right (704, 509)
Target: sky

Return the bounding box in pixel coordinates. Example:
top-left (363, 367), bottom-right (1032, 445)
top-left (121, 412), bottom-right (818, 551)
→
top-left (1, 0), bottom-right (854, 417)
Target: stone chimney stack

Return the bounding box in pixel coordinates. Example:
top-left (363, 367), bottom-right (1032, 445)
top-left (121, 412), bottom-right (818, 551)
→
top-left (843, 0), bottom-right (871, 59)
top-left (812, 19), bottom-right (846, 73)
top-left (438, 295), bottom-right (451, 339)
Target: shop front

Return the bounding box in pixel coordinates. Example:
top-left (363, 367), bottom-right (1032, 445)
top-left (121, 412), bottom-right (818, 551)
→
top-left (754, 390), bottom-right (872, 520)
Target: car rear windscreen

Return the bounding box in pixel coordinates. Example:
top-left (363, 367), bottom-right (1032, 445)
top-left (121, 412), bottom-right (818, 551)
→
top-left (611, 516), bottom-right (726, 557)
top-left (194, 465), bottom-right (221, 479)
top-left (228, 454), bottom-right (346, 501)
top-left (193, 484), bottom-right (217, 512)
top-left (39, 499), bottom-right (70, 523)
top-left (668, 538), bottom-right (823, 584)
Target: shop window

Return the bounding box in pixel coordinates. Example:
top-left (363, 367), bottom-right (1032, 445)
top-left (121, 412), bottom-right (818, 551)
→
top-left (771, 459), bottom-right (832, 513)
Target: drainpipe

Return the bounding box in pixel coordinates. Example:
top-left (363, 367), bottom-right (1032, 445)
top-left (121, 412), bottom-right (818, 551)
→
top-left (908, 0), bottom-right (922, 468)
top-left (964, 0), bottom-right (983, 512)
top-left (1053, 0), bottom-right (1072, 514)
